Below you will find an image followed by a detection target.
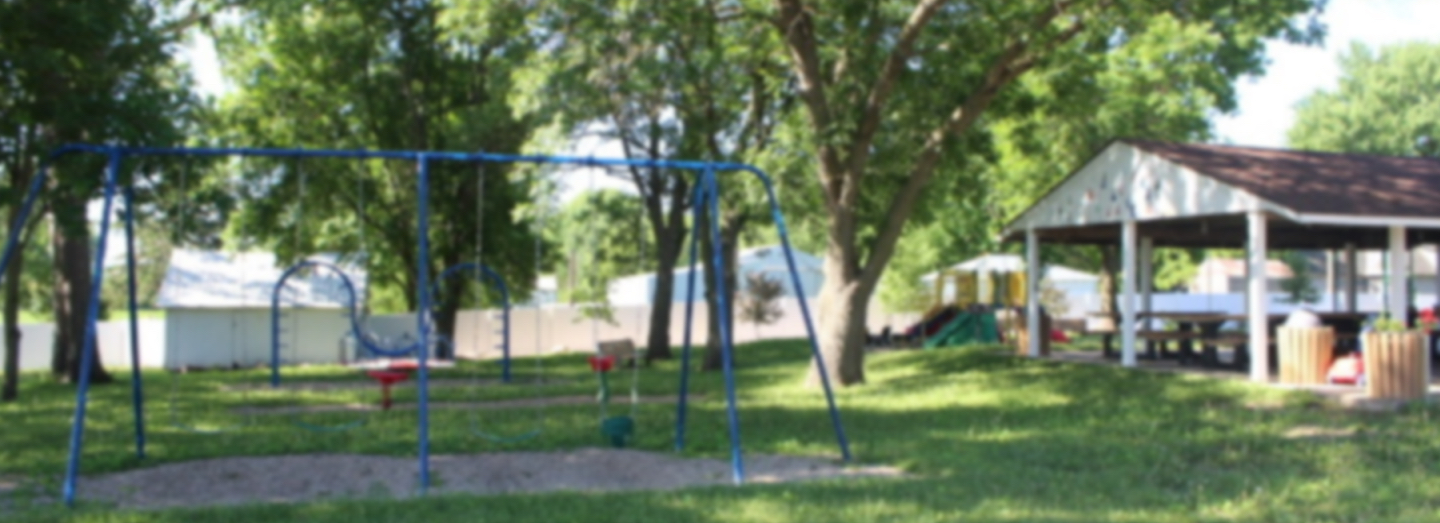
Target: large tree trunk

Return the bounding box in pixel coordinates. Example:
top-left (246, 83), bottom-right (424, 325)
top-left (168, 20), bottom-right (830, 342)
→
top-left (432, 247), bottom-right (465, 360)
top-left (2, 219), bottom-right (23, 402)
top-left (811, 250), bottom-right (874, 386)
top-left (701, 213), bottom-right (744, 371)
top-left (434, 293), bottom-right (459, 360)
top-left (50, 204), bottom-right (113, 385)
top-left (638, 172), bottom-right (691, 363)
top-left (643, 226), bottom-right (682, 363)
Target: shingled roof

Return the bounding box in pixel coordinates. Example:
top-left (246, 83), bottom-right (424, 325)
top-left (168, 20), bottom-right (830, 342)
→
top-left (1002, 140), bottom-right (1440, 249)
top-left (1125, 140), bottom-right (1440, 218)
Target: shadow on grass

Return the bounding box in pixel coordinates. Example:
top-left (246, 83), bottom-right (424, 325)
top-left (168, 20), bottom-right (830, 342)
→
top-left (8, 341), bottom-right (1440, 522)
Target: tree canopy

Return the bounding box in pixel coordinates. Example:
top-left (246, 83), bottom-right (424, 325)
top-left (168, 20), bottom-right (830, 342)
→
top-left (1, 0), bottom-right (199, 392)
top-left (1290, 41), bottom-right (1440, 155)
top-left (766, 0), bottom-right (1324, 385)
top-left (210, 0), bottom-right (543, 357)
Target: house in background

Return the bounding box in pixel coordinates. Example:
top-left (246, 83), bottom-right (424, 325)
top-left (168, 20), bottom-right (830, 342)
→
top-left (607, 245), bottom-right (825, 306)
top-left (1190, 250), bottom-right (1440, 300)
top-left (156, 249), bottom-right (368, 369)
top-left (1351, 249), bottom-right (1439, 297)
top-left (1187, 258), bottom-right (1293, 293)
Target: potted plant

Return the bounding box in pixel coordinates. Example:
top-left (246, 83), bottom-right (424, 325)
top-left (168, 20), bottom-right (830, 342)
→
top-left (1361, 313), bottom-right (1429, 400)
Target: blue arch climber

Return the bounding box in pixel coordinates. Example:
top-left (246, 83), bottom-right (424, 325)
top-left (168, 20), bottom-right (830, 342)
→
top-left (432, 262), bottom-right (511, 382)
top-left (2, 144), bottom-right (850, 507)
top-left (268, 259), bottom-right (424, 388)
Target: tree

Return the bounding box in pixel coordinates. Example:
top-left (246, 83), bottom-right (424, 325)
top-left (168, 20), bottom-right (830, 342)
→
top-left (0, 0), bottom-right (198, 391)
top-left (1290, 42), bottom-right (1440, 155)
top-left (739, 272), bottom-right (785, 339)
top-left (549, 188), bottom-right (650, 324)
top-left (212, 0), bottom-right (540, 357)
top-left (769, 0), bottom-right (1323, 385)
top-left (100, 218), bottom-right (174, 317)
top-left (534, 1), bottom-right (788, 362)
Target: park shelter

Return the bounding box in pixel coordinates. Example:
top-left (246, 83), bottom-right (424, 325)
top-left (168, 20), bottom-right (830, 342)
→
top-left (1001, 139), bottom-right (1440, 382)
top-left (155, 249), bottom-right (368, 368)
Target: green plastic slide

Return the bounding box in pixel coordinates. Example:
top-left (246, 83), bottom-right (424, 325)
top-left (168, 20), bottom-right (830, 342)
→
top-left (923, 311), bottom-right (1001, 349)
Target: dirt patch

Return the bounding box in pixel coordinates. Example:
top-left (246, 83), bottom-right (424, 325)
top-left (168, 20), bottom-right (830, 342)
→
top-left (222, 378), bottom-right (570, 392)
top-left (1283, 425), bottom-right (1357, 440)
top-left (233, 394), bottom-right (687, 415)
top-left (79, 449), bottom-right (903, 510)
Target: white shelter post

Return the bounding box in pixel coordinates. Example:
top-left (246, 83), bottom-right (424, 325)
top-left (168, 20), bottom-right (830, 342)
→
top-left (1325, 250), bottom-right (1336, 311)
top-left (1344, 243), bottom-right (1357, 313)
top-left (1025, 228), bottom-right (1040, 357)
top-left (1388, 226), bottom-right (1409, 323)
top-left (1140, 237), bottom-right (1154, 325)
top-left (1433, 244), bottom-right (1439, 310)
top-left (1121, 220), bottom-right (1138, 368)
top-left (1247, 211), bottom-right (1269, 382)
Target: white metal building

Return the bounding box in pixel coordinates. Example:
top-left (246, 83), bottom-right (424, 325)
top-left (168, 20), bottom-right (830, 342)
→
top-left (156, 249), bottom-right (368, 369)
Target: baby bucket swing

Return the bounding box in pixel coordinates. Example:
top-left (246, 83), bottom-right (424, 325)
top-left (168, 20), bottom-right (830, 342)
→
top-left (577, 170), bottom-right (645, 448)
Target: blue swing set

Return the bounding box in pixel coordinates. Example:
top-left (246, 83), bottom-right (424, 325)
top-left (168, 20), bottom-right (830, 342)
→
top-left (0, 144), bottom-right (851, 507)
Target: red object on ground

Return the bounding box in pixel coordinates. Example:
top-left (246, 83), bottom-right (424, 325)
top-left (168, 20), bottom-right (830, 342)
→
top-left (387, 360), bottom-right (421, 371)
top-left (1328, 354), bottom-right (1364, 385)
top-left (589, 355), bottom-right (616, 373)
top-left (1050, 329), bottom-right (1070, 343)
top-left (366, 370), bottom-right (412, 410)
top-left (1421, 307), bottom-right (1438, 331)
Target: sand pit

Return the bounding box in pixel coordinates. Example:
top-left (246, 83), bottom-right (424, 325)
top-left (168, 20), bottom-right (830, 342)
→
top-left (78, 449), bottom-right (904, 510)
top-left (221, 377), bottom-right (571, 392)
top-left (233, 394), bottom-right (686, 415)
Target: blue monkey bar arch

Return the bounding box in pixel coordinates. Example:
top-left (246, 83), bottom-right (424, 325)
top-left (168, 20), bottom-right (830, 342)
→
top-left (0, 143), bottom-right (850, 507)
top-left (268, 259), bottom-right (426, 389)
top-left (433, 262), bottom-right (511, 382)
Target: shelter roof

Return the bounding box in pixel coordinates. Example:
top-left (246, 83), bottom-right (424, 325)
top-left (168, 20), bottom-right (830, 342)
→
top-left (1126, 140), bottom-right (1440, 217)
top-left (1002, 140), bottom-right (1440, 249)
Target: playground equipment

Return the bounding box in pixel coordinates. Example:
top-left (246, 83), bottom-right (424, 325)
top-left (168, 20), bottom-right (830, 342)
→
top-left (593, 339), bottom-right (641, 447)
top-left (4, 144), bottom-right (850, 507)
top-left (911, 258), bottom-right (1030, 348)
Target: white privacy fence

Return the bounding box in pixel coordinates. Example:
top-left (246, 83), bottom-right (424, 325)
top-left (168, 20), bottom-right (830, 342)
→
top-left (8, 298), bottom-right (916, 371)
top-left (9, 319), bottom-right (166, 372)
top-left (12, 291), bottom-right (1434, 371)
top-left (370, 298), bottom-right (917, 361)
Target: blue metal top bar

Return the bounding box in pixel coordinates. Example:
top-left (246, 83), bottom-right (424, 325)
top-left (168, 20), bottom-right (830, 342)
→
top-left (50, 144), bottom-right (764, 176)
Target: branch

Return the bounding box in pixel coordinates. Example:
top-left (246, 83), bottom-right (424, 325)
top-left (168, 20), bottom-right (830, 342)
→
top-left (773, 0), bottom-right (844, 211)
top-left (844, 0), bottom-right (948, 180)
top-left (859, 1), bottom-right (1092, 287)
top-left (830, 3), bottom-right (884, 85)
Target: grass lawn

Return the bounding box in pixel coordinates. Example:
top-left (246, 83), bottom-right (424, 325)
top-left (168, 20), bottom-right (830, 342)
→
top-left (4, 339), bottom-right (1440, 521)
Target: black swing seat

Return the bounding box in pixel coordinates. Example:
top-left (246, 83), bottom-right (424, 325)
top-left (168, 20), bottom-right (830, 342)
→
top-left (597, 338), bottom-right (640, 366)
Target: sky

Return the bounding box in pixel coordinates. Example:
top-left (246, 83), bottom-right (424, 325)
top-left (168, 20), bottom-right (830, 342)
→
top-left (1210, 0), bottom-right (1440, 148)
